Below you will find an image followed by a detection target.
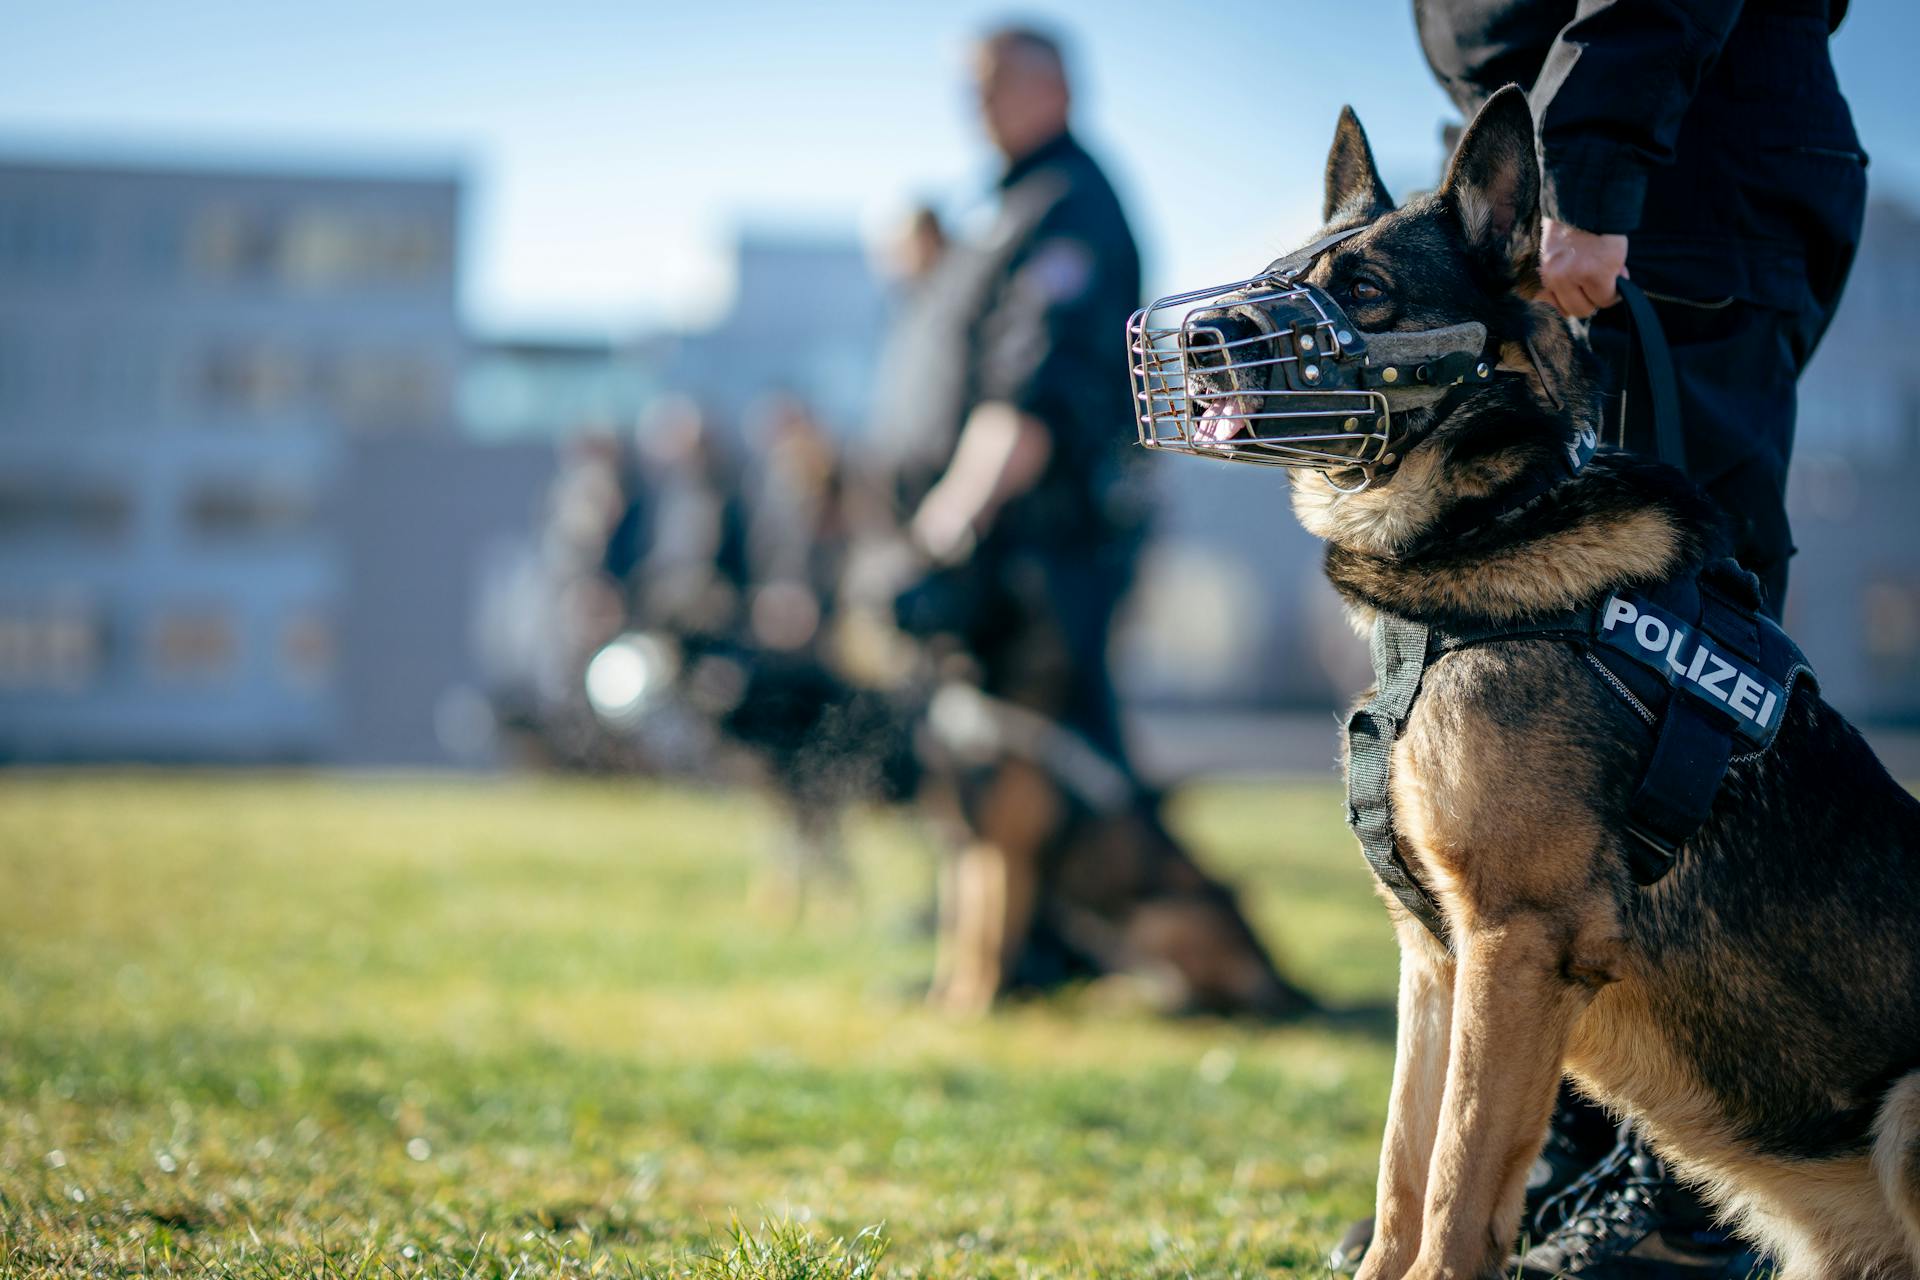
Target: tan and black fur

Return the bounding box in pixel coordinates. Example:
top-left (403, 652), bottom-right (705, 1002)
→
top-left (1238, 87), bottom-right (1920, 1278)
top-left (922, 714), bottom-right (1316, 1021)
top-left (662, 618), bottom-right (1312, 1021)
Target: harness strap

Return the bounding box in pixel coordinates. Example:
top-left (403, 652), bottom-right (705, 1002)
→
top-left (1617, 570), bottom-right (1768, 868)
top-left (1345, 614), bottom-right (1452, 944)
top-left (1624, 702), bottom-right (1731, 879)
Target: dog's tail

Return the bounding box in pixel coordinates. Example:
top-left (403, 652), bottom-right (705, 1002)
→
top-left (1872, 1070), bottom-right (1920, 1268)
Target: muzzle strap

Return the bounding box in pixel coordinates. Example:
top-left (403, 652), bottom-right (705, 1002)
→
top-left (1260, 224), bottom-right (1368, 279)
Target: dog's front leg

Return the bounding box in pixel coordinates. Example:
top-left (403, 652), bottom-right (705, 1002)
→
top-left (1355, 920), bottom-right (1455, 1280)
top-left (1408, 913), bottom-right (1586, 1280)
top-left (928, 760), bottom-right (1059, 1016)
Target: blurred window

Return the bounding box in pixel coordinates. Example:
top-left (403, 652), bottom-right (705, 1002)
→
top-left (0, 477), bottom-right (132, 541)
top-left (0, 606), bottom-right (104, 691)
top-left (190, 204), bottom-right (448, 290)
top-left (282, 212), bottom-right (359, 288)
top-left (323, 350), bottom-right (441, 431)
top-left (149, 609), bottom-right (238, 683)
top-left (0, 194), bottom-right (94, 281)
top-left (190, 205), bottom-right (280, 282)
top-left (183, 480), bottom-right (317, 539)
top-left (381, 217), bottom-right (448, 280)
top-left (279, 608), bottom-right (335, 689)
top-left (198, 343), bottom-right (309, 418)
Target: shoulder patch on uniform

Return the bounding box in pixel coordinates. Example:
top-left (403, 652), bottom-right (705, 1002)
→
top-left (1019, 239), bottom-right (1094, 303)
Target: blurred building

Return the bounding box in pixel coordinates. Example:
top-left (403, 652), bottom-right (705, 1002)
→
top-left (460, 335), bottom-right (659, 442)
top-left (1778, 198), bottom-right (1920, 721)
top-left (464, 233), bottom-right (886, 444)
top-left (659, 233), bottom-right (886, 434)
top-left (0, 154), bottom-right (550, 763)
top-left (5, 143), bottom-right (1914, 766)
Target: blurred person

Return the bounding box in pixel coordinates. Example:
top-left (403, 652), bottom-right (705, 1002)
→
top-left (875, 24), bottom-right (1270, 1015)
top-left (634, 397), bottom-right (752, 639)
top-left (482, 430), bottom-right (637, 769)
top-left (1326, 3), bottom-right (1868, 1275)
top-left (745, 393), bottom-right (854, 652)
top-left (877, 23), bottom-right (1148, 767)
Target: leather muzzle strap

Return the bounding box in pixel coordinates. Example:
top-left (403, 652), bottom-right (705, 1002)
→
top-left (1261, 224), bottom-right (1368, 279)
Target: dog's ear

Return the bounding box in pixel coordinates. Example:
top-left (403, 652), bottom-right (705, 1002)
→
top-left (1437, 85), bottom-right (1540, 278)
top-left (1323, 106), bottom-right (1394, 224)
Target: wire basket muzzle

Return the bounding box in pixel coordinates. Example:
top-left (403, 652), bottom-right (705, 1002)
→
top-left (1127, 274), bottom-right (1393, 471)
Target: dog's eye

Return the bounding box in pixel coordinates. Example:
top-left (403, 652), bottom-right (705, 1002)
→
top-left (1350, 277), bottom-right (1386, 302)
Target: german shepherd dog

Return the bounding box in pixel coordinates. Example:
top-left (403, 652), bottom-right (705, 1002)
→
top-left (596, 620), bottom-right (1313, 1021)
top-left (1198, 87), bottom-right (1920, 1277)
top-left (914, 682), bottom-right (1315, 1020)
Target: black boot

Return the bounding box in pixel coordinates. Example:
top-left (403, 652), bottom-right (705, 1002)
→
top-left (1329, 1084), bottom-right (1615, 1272)
top-left (1513, 1124), bottom-right (1768, 1278)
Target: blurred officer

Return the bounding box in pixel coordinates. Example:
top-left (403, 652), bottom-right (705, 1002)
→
top-left (634, 398), bottom-right (753, 640)
top-left (1328, 3), bottom-right (1867, 1276)
top-left (876, 24), bottom-right (1148, 766)
top-left (745, 394), bottom-right (853, 652)
top-left (1421, 0), bottom-right (1866, 621)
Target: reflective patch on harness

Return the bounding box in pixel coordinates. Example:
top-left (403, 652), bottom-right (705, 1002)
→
top-left (1597, 594), bottom-right (1782, 747)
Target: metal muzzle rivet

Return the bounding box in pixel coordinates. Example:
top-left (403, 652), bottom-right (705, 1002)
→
top-left (1300, 332), bottom-right (1316, 352)
top-left (1381, 367), bottom-right (1398, 383)
top-left (1475, 361), bottom-right (1490, 378)
top-left (1343, 417), bottom-right (1359, 431)
top-left (1303, 364), bottom-right (1321, 384)
top-left (1337, 330), bottom-right (1354, 347)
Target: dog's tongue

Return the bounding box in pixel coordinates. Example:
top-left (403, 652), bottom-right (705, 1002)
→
top-left (1195, 396), bottom-right (1252, 446)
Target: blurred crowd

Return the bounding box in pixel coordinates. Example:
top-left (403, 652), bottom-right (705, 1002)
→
top-left (479, 25), bottom-right (1309, 1021)
top-left (506, 387), bottom-right (874, 770)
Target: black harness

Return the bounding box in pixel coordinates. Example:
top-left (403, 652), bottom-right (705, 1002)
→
top-left (1345, 278), bottom-right (1823, 946)
top-left (1347, 555), bottom-right (1817, 947)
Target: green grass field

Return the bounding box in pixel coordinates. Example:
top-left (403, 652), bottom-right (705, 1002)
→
top-left (0, 773), bottom-right (1400, 1278)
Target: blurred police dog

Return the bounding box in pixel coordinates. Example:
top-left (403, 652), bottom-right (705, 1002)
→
top-left (1195, 88), bottom-right (1920, 1277)
top-left (580, 525), bottom-right (1315, 1021)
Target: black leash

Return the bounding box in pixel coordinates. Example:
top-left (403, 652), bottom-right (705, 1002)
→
top-left (1615, 277), bottom-right (1687, 472)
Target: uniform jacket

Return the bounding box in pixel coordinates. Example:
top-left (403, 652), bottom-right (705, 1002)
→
top-left (873, 131), bottom-right (1146, 548)
top-left (1417, 0), bottom-right (1863, 313)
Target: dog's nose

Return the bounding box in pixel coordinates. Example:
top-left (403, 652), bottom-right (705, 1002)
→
top-left (1181, 311), bottom-right (1262, 373)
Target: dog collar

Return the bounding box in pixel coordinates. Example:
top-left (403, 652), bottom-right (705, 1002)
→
top-left (1393, 419), bottom-right (1600, 560)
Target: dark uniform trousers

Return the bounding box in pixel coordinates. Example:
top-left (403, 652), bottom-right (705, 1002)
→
top-left (1419, 0), bottom-right (1868, 620)
top-left (970, 532), bottom-right (1141, 769)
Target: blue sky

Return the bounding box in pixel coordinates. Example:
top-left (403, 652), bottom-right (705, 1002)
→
top-left (4, 1), bottom-right (1914, 335)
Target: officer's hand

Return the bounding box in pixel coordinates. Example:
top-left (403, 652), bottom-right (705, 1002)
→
top-left (1539, 218), bottom-right (1628, 320)
top-left (910, 483), bottom-right (979, 567)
